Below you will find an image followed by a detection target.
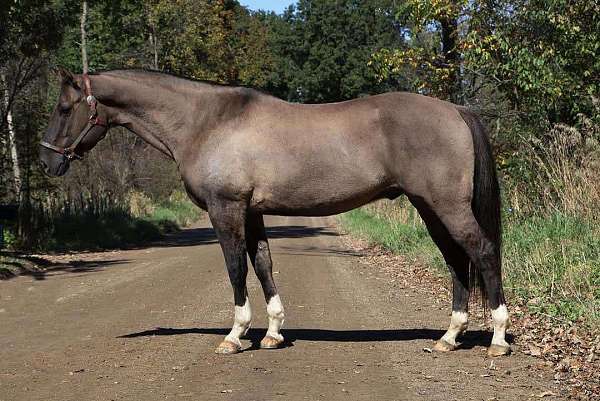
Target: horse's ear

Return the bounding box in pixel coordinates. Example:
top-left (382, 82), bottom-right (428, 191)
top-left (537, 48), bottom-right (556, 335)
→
top-left (53, 66), bottom-right (83, 92)
top-left (54, 66), bottom-right (75, 85)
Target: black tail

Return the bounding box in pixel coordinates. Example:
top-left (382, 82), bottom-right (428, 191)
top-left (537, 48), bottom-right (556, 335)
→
top-left (457, 107), bottom-right (502, 305)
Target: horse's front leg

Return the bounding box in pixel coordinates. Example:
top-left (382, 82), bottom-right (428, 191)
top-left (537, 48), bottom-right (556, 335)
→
top-left (208, 200), bottom-right (251, 355)
top-left (246, 213), bottom-right (285, 349)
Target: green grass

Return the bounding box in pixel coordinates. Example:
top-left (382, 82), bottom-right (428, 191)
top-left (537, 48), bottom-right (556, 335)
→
top-left (46, 208), bottom-right (165, 251)
top-left (340, 205), bottom-right (600, 326)
top-left (339, 208), bottom-right (444, 270)
top-left (146, 194), bottom-right (201, 228)
top-left (503, 213), bottom-right (600, 323)
top-left (2, 191), bottom-right (203, 252)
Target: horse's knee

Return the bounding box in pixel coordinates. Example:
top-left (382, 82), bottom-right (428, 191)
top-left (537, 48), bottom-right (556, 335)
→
top-left (255, 240), bottom-right (272, 269)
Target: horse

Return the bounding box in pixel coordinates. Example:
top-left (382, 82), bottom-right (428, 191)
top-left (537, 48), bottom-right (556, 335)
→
top-left (39, 68), bottom-right (511, 357)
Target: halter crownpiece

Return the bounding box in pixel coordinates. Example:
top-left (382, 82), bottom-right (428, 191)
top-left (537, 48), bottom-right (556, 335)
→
top-left (40, 73), bottom-right (107, 160)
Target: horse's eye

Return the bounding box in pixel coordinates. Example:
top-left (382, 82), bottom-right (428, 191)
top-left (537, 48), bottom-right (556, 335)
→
top-left (59, 105), bottom-right (72, 115)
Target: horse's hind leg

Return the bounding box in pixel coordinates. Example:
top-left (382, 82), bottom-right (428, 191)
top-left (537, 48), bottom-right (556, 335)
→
top-left (246, 214), bottom-right (285, 349)
top-left (209, 200), bottom-right (252, 355)
top-left (411, 199), bottom-right (470, 351)
top-left (436, 204), bottom-right (511, 356)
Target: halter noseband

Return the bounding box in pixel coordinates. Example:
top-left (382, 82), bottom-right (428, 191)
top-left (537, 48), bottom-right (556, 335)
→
top-left (40, 74), bottom-right (107, 161)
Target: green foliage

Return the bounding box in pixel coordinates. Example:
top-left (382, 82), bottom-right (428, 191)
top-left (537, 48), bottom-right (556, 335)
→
top-left (44, 207), bottom-right (163, 251)
top-left (0, 223), bottom-right (17, 249)
top-left (370, 0), bottom-right (467, 99)
top-left (0, 0), bottom-right (78, 61)
top-left (147, 0), bottom-right (273, 85)
top-left (146, 190), bottom-right (202, 228)
top-left (372, 0), bottom-right (599, 125)
top-left (340, 207), bottom-right (445, 270)
top-left (264, 0), bottom-right (404, 102)
top-left (465, 0), bottom-right (600, 123)
top-left (54, 0), bottom-right (150, 71)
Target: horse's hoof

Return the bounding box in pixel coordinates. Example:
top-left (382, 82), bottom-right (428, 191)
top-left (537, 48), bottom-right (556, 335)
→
top-left (433, 339), bottom-right (457, 352)
top-left (487, 344), bottom-right (511, 357)
top-left (260, 335), bottom-right (284, 349)
top-left (215, 340), bottom-right (241, 355)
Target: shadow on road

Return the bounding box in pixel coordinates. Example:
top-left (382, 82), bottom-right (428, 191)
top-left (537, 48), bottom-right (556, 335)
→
top-left (1, 224), bottom-right (342, 280)
top-left (119, 327), bottom-right (507, 351)
top-left (156, 224), bottom-right (340, 248)
top-left (0, 252), bottom-right (130, 281)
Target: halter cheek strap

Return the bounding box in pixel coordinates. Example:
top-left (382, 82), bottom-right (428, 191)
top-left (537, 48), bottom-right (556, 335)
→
top-left (40, 74), bottom-right (107, 160)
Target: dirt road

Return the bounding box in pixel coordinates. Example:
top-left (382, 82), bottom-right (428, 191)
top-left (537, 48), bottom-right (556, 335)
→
top-left (1, 216), bottom-right (560, 401)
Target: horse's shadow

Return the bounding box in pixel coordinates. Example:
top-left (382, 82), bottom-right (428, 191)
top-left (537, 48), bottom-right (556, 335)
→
top-left (120, 327), bottom-right (508, 351)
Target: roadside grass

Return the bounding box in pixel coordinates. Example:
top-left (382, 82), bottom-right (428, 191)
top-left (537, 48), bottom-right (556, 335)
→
top-left (144, 190), bottom-right (201, 228)
top-left (339, 202), bottom-right (600, 327)
top-left (1, 190), bottom-right (203, 253)
top-left (46, 207), bottom-right (165, 251)
top-left (503, 212), bottom-right (600, 323)
top-left (339, 206), bottom-right (444, 271)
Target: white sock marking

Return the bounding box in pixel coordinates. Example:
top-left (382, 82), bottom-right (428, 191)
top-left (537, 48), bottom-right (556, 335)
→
top-left (441, 311), bottom-right (469, 346)
top-left (491, 304), bottom-right (510, 347)
top-left (265, 294), bottom-right (285, 341)
top-left (224, 297), bottom-right (252, 347)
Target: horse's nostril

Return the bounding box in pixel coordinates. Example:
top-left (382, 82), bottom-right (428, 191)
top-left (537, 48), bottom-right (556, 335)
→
top-left (40, 160), bottom-right (49, 173)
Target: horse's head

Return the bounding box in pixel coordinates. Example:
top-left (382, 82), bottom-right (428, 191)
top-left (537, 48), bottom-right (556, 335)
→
top-left (39, 67), bottom-right (109, 177)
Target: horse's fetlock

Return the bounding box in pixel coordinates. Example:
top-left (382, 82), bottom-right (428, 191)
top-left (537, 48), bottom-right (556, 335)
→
top-left (267, 294), bottom-right (285, 319)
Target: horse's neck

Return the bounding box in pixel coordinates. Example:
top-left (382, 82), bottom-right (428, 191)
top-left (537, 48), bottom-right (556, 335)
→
top-left (92, 73), bottom-right (206, 160)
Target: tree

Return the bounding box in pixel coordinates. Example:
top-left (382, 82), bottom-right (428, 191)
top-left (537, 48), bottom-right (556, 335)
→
top-left (147, 0), bottom-right (272, 85)
top-left (370, 0), bottom-right (467, 102)
top-left (464, 0), bottom-right (599, 124)
top-left (80, 1), bottom-right (89, 73)
top-left (266, 0), bottom-right (404, 103)
top-left (0, 0), bottom-right (79, 247)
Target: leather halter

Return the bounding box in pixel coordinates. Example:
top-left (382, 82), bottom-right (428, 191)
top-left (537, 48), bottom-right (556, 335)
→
top-left (40, 74), bottom-right (107, 160)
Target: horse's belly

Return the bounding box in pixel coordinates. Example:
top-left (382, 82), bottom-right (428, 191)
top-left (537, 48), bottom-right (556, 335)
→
top-left (250, 175), bottom-right (392, 216)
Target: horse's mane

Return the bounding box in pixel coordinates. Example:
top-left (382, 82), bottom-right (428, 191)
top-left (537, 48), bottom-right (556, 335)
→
top-left (93, 68), bottom-right (275, 98)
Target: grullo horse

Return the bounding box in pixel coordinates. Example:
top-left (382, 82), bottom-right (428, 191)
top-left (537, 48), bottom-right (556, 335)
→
top-left (40, 68), bottom-right (510, 357)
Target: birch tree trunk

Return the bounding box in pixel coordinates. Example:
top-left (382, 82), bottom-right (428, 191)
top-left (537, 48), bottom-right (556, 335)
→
top-left (81, 1), bottom-right (89, 73)
top-left (148, 15), bottom-right (159, 71)
top-left (2, 74), bottom-right (21, 198)
top-left (150, 29), bottom-right (159, 70)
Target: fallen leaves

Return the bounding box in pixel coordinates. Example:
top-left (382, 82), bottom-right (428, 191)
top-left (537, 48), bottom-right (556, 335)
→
top-left (514, 315), bottom-right (599, 400)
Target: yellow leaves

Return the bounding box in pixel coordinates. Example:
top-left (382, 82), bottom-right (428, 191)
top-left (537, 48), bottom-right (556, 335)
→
top-left (371, 45), bottom-right (457, 99)
top-left (403, 0), bottom-right (466, 24)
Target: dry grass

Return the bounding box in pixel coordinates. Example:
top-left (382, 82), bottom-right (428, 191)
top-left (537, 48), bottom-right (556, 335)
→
top-left (509, 112), bottom-right (600, 220)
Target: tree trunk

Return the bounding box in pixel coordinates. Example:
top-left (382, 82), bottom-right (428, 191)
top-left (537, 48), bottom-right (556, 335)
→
top-left (2, 74), bottom-right (21, 198)
top-left (150, 26), bottom-right (159, 70)
top-left (439, 15), bottom-right (461, 103)
top-left (81, 1), bottom-right (89, 73)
